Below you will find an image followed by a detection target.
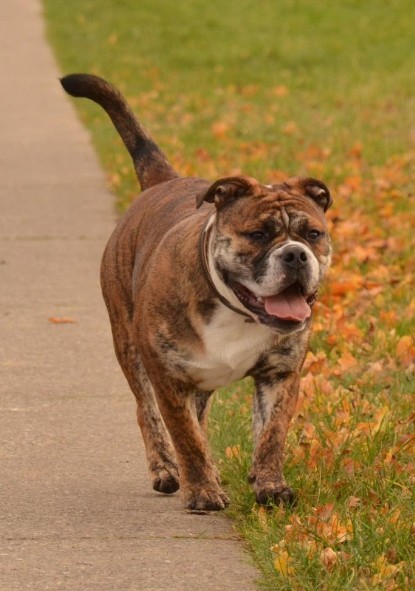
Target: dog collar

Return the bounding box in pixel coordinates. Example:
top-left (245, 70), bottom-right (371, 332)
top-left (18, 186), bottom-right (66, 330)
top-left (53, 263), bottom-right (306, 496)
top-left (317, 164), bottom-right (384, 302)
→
top-left (198, 215), bottom-right (255, 323)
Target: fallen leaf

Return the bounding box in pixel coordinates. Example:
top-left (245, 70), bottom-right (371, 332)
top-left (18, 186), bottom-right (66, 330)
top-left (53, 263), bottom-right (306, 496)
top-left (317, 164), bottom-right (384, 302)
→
top-left (225, 444), bottom-right (240, 458)
top-left (282, 121), bottom-right (299, 135)
top-left (330, 276), bottom-right (364, 296)
top-left (273, 85), bottom-right (289, 97)
top-left (314, 503), bottom-right (335, 522)
top-left (273, 550), bottom-right (294, 577)
top-left (343, 175), bottom-right (362, 191)
top-left (396, 335), bottom-right (414, 364)
top-left (347, 496), bottom-right (361, 509)
top-left (48, 317), bottom-right (76, 324)
top-left (256, 506), bottom-right (270, 532)
top-left (336, 351), bottom-right (359, 373)
top-left (310, 506), bottom-right (353, 544)
top-left (320, 547), bottom-right (338, 570)
top-left (211, 120), bottom-right (231, 138)
top-left (371, 554), bottom-right (404, 585)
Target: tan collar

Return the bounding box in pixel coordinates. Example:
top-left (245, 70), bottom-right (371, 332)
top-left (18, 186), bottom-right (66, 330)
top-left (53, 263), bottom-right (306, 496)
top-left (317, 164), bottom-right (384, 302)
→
top-left (198, 215), bottom-right (255, 323)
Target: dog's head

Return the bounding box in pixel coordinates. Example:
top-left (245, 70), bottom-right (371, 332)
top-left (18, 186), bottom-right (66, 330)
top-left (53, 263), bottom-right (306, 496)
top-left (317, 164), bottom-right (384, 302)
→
top-left (196, 176), bottom-right (332, 334)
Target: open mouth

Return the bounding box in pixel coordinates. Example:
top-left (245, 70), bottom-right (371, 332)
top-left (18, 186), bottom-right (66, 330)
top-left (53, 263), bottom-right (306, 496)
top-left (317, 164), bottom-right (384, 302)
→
top-left (231, 281), bottom-right (317, 330)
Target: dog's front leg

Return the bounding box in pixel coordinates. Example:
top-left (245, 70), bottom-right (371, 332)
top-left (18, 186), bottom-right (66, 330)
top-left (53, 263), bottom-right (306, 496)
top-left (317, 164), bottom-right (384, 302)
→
top-left (150, 375), bottom-right (229, 511)
top-left (248, 371), bottom-right (300, 506)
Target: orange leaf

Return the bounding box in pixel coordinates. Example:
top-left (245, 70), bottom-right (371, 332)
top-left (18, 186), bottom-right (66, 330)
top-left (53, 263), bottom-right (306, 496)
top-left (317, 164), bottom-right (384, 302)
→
top-left (347, 496), bottom-right (361, 509)
top-left (396, 335), bottom-right (414, 363)
top-left (330, 275), bottom-right (364, 296)
top-left (282, 121), bottom-right (299, 135)
top-left (348, 143), bottom-right (363, 159)
top-left (211, 121), bottom-right (231, 139)
top-left (314, 503), bottom-right (335, 521)
top-left (320, 547), bottom-right (338, 570)
top-left (273, 85), bottom-right (289, 97)
top-left (342, 458), bottom-right (362, 476)
top-left (344, 175), bottom-right (362, 191)
top-left (48, 316), bottom-right (76, 324)
top-left (337, 351), bottom-right (359, 372)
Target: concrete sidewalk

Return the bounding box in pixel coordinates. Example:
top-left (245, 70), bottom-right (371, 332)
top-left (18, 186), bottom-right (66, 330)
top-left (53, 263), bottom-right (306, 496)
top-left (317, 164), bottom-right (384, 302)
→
top-left (0, 1), bottom-right (258, 589)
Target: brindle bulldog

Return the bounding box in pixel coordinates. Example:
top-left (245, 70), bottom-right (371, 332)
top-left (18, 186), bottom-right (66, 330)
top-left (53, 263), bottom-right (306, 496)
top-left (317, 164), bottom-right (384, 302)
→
top-left (61, 74), bottom-right (332, 511)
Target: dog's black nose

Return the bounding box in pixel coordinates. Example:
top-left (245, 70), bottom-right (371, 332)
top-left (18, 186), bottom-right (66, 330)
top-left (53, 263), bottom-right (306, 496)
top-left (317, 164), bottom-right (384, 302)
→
top-left (280, 245), bottom-right (308, 269)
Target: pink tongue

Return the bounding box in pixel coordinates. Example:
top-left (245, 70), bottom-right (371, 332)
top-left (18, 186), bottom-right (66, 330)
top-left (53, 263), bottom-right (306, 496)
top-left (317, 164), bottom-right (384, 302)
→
top-left (264, 290), bottom-right (311, 321)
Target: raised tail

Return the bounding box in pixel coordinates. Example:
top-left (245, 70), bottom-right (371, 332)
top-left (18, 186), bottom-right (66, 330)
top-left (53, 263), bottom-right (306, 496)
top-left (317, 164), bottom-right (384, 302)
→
top-left (60, 74), bottom-right (179, 191)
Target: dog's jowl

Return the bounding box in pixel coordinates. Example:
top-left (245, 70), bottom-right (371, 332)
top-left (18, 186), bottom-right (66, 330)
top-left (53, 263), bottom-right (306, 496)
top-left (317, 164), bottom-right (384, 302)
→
top-left (61, 74), bottom-right (332, 511)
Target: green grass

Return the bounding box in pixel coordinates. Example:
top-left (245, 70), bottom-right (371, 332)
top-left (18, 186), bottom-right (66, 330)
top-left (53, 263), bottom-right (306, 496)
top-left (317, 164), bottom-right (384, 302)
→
top-left (44, 0), bottom-right (415, 208)
top-left (43, 1), bottom-right (415, 588)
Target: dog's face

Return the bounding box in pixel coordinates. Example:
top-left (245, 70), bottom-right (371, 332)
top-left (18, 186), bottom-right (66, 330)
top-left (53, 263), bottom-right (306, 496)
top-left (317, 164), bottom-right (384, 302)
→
top-left (197, 176), bottom-right (332, 334)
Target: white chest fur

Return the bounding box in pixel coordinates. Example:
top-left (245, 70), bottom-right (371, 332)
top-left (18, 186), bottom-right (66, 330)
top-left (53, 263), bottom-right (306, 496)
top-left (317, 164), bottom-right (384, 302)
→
top-left (186, 305), bottom-right (274, 391)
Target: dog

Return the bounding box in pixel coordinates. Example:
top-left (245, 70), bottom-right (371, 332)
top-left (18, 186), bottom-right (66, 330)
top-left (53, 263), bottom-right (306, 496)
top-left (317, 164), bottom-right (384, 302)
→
top-left (61, 74), bottom-right (332, 511)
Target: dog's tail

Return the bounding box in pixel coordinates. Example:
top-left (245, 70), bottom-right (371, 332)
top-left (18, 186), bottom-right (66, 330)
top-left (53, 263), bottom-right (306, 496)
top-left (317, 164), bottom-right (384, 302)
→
top-left (60, 74), bottom-right (179, 191)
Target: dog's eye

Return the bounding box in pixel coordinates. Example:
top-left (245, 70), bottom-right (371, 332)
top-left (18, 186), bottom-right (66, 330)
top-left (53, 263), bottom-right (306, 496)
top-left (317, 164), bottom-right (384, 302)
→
top-left (308, 229), bottom-right (323, 241)
top-left (248, 231), bottom-right (267, 241)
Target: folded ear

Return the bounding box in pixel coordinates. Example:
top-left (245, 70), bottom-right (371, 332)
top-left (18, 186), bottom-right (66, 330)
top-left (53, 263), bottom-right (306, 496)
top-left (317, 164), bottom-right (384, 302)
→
top-left (195, 176), bottom-right (255, 209)
top-left (302, 178), bottom-right (332, 212)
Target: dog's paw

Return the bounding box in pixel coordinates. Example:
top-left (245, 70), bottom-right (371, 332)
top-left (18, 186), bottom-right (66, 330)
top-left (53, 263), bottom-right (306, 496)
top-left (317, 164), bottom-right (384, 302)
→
top-left (151, 466), bottom-right (180, 495)
top-left (183, 484), bottom-right (230, 512)
top-left (254, 483), bottom-right (296, 507)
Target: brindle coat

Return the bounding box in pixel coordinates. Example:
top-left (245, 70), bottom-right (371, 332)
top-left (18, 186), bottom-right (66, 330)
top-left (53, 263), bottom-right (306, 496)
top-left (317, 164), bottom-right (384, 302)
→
top-left (61, 74), bottom-right (332, 511)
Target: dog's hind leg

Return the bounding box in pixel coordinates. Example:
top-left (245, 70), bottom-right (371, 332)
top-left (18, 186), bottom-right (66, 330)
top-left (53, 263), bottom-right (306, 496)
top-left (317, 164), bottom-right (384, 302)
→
top-left (137, 376), bottom-right (180, 493)
top-left (133, 359), bottom-right (180, 494)
top-left (101, 238), bottom-right (180, 494)
top-left (102, 299), bottom-right (179, 493)
top-left (116, 343), bottom-right (180, 494)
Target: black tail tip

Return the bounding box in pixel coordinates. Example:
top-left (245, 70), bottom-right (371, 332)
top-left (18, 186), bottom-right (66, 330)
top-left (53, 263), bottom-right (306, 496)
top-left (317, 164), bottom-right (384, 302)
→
top-left (59, 73), bottom-right (90, 97)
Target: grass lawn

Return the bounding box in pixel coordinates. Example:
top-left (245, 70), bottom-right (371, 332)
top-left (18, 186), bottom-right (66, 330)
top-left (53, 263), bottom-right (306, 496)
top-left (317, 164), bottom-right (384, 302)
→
top-left (43, 1), bottom-right (415, 588)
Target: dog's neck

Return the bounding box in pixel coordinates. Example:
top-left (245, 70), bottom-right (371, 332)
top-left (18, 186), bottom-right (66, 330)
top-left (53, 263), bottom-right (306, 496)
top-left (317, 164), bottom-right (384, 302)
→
top-left (198, 214), bottom-right (255, 323)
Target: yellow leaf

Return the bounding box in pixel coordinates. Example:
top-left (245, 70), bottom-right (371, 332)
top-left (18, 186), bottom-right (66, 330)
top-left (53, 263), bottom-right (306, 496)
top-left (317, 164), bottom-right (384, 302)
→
top-left (371, 554), bottom-right (403, 585)
top-left (225, 444), bottom-right (240, 459)
top-left (274, 550), bottom-right (294, 577)
top-left (256, 506), bottom-right (269, 532)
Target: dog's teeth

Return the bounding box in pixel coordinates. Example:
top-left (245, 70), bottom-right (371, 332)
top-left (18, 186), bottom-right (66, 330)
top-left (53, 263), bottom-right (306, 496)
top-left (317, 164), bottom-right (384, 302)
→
top-left (257, 296), bottom-right (264, 303)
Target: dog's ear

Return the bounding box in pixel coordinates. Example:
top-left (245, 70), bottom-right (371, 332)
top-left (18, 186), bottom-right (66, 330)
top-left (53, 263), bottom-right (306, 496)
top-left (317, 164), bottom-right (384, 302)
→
top-left (196, 176), bottom-right (255, 209)
top-left (302, 178), bottom-right (332, 212)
